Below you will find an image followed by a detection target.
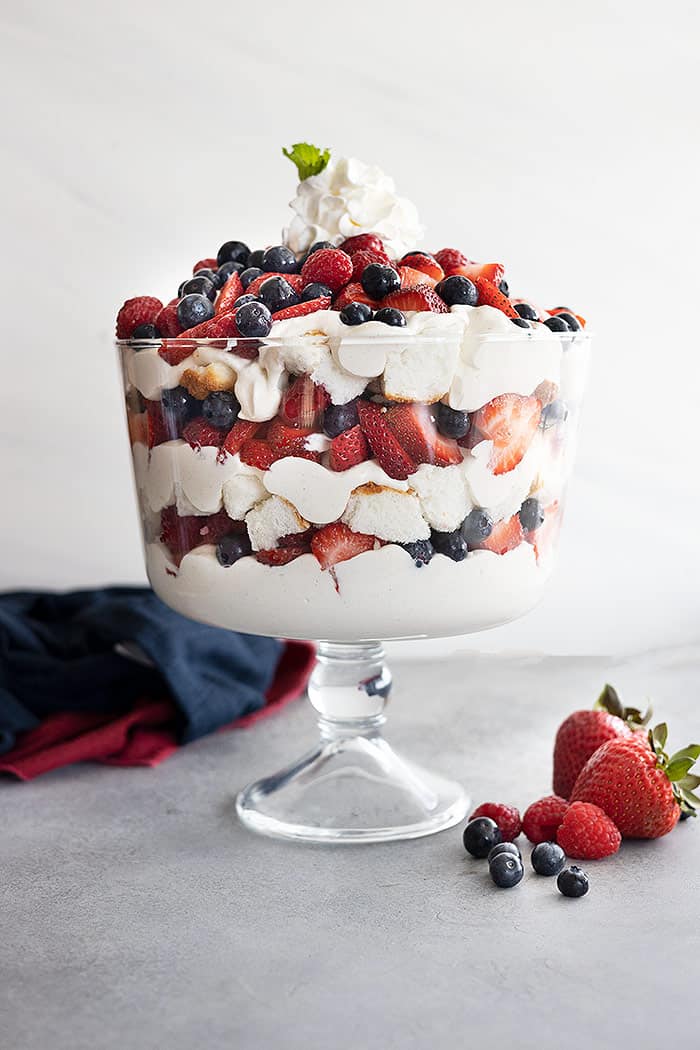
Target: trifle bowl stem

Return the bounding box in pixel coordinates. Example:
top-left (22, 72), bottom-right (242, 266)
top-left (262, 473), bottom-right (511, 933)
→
top-left (236, 641), bottom-right (470, 843)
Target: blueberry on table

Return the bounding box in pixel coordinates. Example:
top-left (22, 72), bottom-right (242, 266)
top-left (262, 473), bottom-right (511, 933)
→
top-left (216, 532), bottom-right (252, 567)
top-left (435, 403), bottom-right (470, 439)
top-left (531, 842), bottom-right (566, 876)
top-left (519, 497), bottom-right (545, 532)
top-left (400, 539), bottom-right (434, 567)
top-left (180, 275), bottom-right (217, 301)
top-left (262, 245), bottom-right (298, 273)
top-left (360, 264), bottom-right (401, 300)
top-left (339, 302), bottom-right (373, 326)
top-left (202, 391), bottom-right (240, 430)
top-left (489, 853), bottom-right (524, 888)
top-left (217, 261), bottom-right (244, 282)
top-left (235, 301), bottom-right (272, 338)
top-left (301, 282), bottom-right (333, 302)
top-left (240, 267), bottom-right (264, 289)
top-left (258, 276), bottom-right (299, 313)
top-left (461, 508), bottom-right (494, 546)
top-left (322, 400), bottom-right (360, 437)
top-left (513, 302), bottom-right (538, 321)
top-left (217, 240), bottom-right (250, 267)
top-left (557, 866), bottom-right (589, 898)
top-left (488, 842), bottom-right (521, 863)
top-left (431, 528), bottom-right (468, 562)
top-left (462, 816), bottom-right (502, 858)
top-left (544, 315), bottom-right (570, 332)
top-left (177, 293), bottom-right (214, 330)
top-left (374, 307), bottom-right (407, 327)
top-left (131, 323), bottom-right (160, 340)
top-left (435, 275), bottom-right (478, 307)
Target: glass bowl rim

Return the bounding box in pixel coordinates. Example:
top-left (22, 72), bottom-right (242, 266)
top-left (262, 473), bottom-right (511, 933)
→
top-left (116, 330), bottom-right (592, 348)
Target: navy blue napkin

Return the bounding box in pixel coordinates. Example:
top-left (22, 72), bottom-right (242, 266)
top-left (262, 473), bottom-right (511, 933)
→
top-left (0, 588), bottom-right (282, 755)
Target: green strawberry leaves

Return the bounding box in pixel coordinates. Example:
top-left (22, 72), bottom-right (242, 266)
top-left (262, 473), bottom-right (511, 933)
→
top-left (595, 683), bottom-right (652, 727)
top-left (648, 726), bottom-right (700, 815)
top-left (283, 143), bottom-right (331, 181)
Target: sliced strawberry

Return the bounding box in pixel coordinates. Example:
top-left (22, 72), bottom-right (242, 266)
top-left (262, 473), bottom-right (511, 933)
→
top-left (398, 266), bottom-right (437, 290)
top-left (453, 262), bottom-right (505, 286)
top-left (158, 341), bottom-right (195, 366)
top-left (245, 272), bottom-right (305, 298)
top-left (351, 249), bottom-right (391, 280)
top-left (154, 301), bottom-right (183, 338)
top-left (182, 418), bottom-right (226, 449)
top-left (300, 248), bottom-right (353, 293)
top-left (215, 272), bottom-right (244, 315)
top-left (473, 276), bottom-right (519, 319)
top-left (192, 257), bottom-right (218, 274)
top-left (160, 507), bottom-right (238, 562)
top-left (256, 546), bottom-right (308, 566)
top-left (356, 401), bottom-right (416, 480)
top-left (472, 394), bottom-right (542, 474)
top-left (268, 418), bottom-right (316, 456)
top-left (272, 297), bottom-right (331, 321)
top-left (381, 287), bottom-right (449, 313)
top-left (222, 419), bottom-right (259, 456)
top-left (311, 521), bottom-right (376, 570)
top-left (329, 425), bottom-right (371, 471)
top-left (434, 248), bottom-right (470, 274)
top-left (474, 514), bottom-right (524, 555)
top-left (174, 311), bottom-right (239, 339)
top-left (338, 233), bottom-right (387, 255)
top-left (400, 254), bottom-right (444, 283)
top-left (387, 403), bottom-right (462, 467)
top-left (240, 439), bottom-right (279, 470)
top-left (332, 282), bottom-right (381, 311)
top-left (280, 375), bottom-right (330, 428)
top-left (145, 400), bottom-right (174, 448)
top-left (116, 296), bottom-right (164, 339)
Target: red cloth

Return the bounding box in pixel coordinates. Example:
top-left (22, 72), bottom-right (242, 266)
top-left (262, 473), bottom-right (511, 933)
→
top-left (0, 640), bottom-right (315, 781)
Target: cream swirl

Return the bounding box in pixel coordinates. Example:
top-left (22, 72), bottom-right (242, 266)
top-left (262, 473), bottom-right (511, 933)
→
top-left (284, 156), bottom-right (424, 257)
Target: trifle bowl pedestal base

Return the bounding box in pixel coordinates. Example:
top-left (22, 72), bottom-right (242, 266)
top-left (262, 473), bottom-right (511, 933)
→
top-left (235, 641), bottom-right (469, 843)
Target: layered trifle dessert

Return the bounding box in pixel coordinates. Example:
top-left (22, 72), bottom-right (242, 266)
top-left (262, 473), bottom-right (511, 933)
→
top-left (117, 144), bottom-right (589, 641)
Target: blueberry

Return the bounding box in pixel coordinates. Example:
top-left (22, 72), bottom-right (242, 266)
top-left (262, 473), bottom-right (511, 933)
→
top-left (233, 294), bottom-right (259, 309)
top-left (519, 497), bottom-right (545, 532)
top-left (400, 539), bottom-right (434, 567)
top-left (323, 400), bottom-right (360, 437)
top-left (544, 315), bottom-right (570, 333)
top-left (435, 275), bottom-right (478, 307)
top-left (217, 261), bottom-right (244, 284)
top-left (307, 240), bottom-right (333, 256)
top-left (462, 816), bottom-right (502, 858)
top-left (512, 317), bottom-right (531, 328)
top-left (217, 240), bottom-right (250, 267)
top-left (431, 528), bottom-right (468, 562)
top-left (180, 275), bottom-right (217, 301)
top-left (235, 301), bottom-right (272, 338)
top-left (202, 390), bottom-right (240, 430)
top-left (360, 264), bottom-right (400, 300)
top-left (488, 842), bottom-right (522, 863)
top-left (489, 853), bottom-right (524, 888)
top-left (262, 245), bottom-right (297, 273)
top-left (461, 508), bottom-right (494, 546)
top-left (131, 323), bottom-right (160, 340)
top-left (177, 293), bottom-right (214, 330)
top-left (258, 276), bottom-right (299, 313)
top-left (194, 267), bottom-right (224, 290)
top-left (541, 400), bottom-right (568, 429)
top-left (531, 841), bottom-right (566, 876)
top-left (161, 385), bottom-right (197, 427)
top-left (553, 311), bottom-right (581, 331)
top-left (435, 403), bottom-right (470, 439)
top-left (499, 280), bottom-right (510, 297)
top-left (240, 266), bottom-right (264, 289)
top-left (374, 307), bottom-right (406, 327)
top-left (301, 282), bottom-right (333, 302)
top-left (216, 532), bottom-right (252, 567)
top-left (247, 249), bottom-right (265, 269)
top-left (340, 302), bottom-right (373, 326)
top-left (557, 866), bottom-right (589, 898)
top-left (513, 302), bottom-right (538, 321)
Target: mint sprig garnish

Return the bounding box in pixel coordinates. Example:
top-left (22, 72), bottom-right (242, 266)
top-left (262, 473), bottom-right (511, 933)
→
top-left (283, 142), bottom-right (330, 181)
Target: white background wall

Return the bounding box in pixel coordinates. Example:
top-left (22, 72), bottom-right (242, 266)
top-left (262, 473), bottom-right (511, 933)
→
top-left (1, 0), bottom-right (698, 657)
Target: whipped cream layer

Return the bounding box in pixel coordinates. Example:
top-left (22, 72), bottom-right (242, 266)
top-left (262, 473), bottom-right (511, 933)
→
top-left (145, 541), bottom-right (549, 642)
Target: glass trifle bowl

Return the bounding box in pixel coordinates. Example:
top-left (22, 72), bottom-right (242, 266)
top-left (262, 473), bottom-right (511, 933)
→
top-left (118, 307), bottom-right (590, 843)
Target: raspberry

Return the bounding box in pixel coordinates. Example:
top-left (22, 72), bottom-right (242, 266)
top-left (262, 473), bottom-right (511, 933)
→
top-left (338, 233), bottom-right (387, 255)
top-left (434, 248), bottom-right (470, 274)
top-left (351, 249), bottom-right (391, 280)
top-left (300, 248), bottom-right (353, 293)
top-left (116, 296), bottom-right (163, 339)
top-left (556, 801), bottom-right (621, 859)
top-left (192, 257), bottom-right (217, 273)
top-left (155, 301), bottom-right (183, 338)
top-left (522, 795), bottom-right (569, 844)
top-left (469, 802), bottom-right (522, 842)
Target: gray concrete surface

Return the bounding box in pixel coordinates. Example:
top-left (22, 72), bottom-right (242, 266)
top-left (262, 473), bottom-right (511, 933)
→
top-left (2, 645), bottom-right (699, 1050)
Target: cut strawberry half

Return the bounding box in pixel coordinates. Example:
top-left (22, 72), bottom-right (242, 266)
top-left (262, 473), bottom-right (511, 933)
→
top-left (452, 262), bottom-right (505, 286)
top-left (338, 233), bottom-right (387, 255)
top-left (222, 419), bottom-right (259, 456)
top-left (329, 425), bottom-right (371, 472)
top-left (473, 276), bottom-right (519, 319)
top-left (400, 254), bottom-right (444, 283)
top-left (332, 282), bottom-right (381, 311)
top-left (472, 393), bottom-right (542, 474)
top-left (351, 248), bottom-right (392, 280)
top-left (473, 514), bottom-right (524, 555)
top-left (256, 546), bottom-right (308, 566)
top-left (192, 257), bottom-right (218, 274)
top-left (387, 403), bottom-right (463, 467)
top-left (116, 296), bottom-right (164, 339)
top-left (154, 301), bottom-right (183, 338)
top-left (158, 340), bottom-right (195, 366)
top-left (244, 272), bottom-right (305, 298)
top-left (434, 248), bottom-right (470, 274)
top-left (271, 297), bottom-right (331, 321)
top-left (174, 311), bottom-right (239, 339)
top-left (356, 401), bottom-right (416, 480)
top-left (311, 521), bottom-right (376, 570)
top-left (239, 439), bottom-right (279, 470)
top-left (182, 418), bottom-right (226, 449)
top-left (381, 287), bottom-right (449, 313)
top-left (398, 266), bottom-right (438, 290)
top-left (280, 375), bottom-right (330, 429)
top-left (214, 271), bottom-right (244, 315)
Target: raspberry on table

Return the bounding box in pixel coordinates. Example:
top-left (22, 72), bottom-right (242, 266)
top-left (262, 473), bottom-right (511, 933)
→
top-left (469, 802), bottom-right (522, 842)
top-left (522, 795), bottom-right (569, 844)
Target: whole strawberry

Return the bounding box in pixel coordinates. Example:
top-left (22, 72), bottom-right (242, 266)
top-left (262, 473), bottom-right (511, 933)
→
top-left (570, 724), bottom-right (700, 838)
top-left (553, 684), bottom-right (651, 799)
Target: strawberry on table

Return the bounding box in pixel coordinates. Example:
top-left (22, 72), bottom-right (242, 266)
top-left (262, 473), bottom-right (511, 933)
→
top-left (356, 401), bottom-right (416, 480)
top-left (472, 514), bottom-right (524, 555)
top-left (116, 296), bottom-right (164, 339)
top-left (472, 393), bottom-right (542, 474)
top-left (329, 425), bottom-right (370, 471)
top-left (311, 521), bottom-right (376, 570)
top-left (387, 403), bottom-right (462, 467)
top-left (300, 248), bottom-right (354, 293)
top-left (556, 801), bottom-right (621, 859)
top-left (381, 286), bottom-right (449, 313)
